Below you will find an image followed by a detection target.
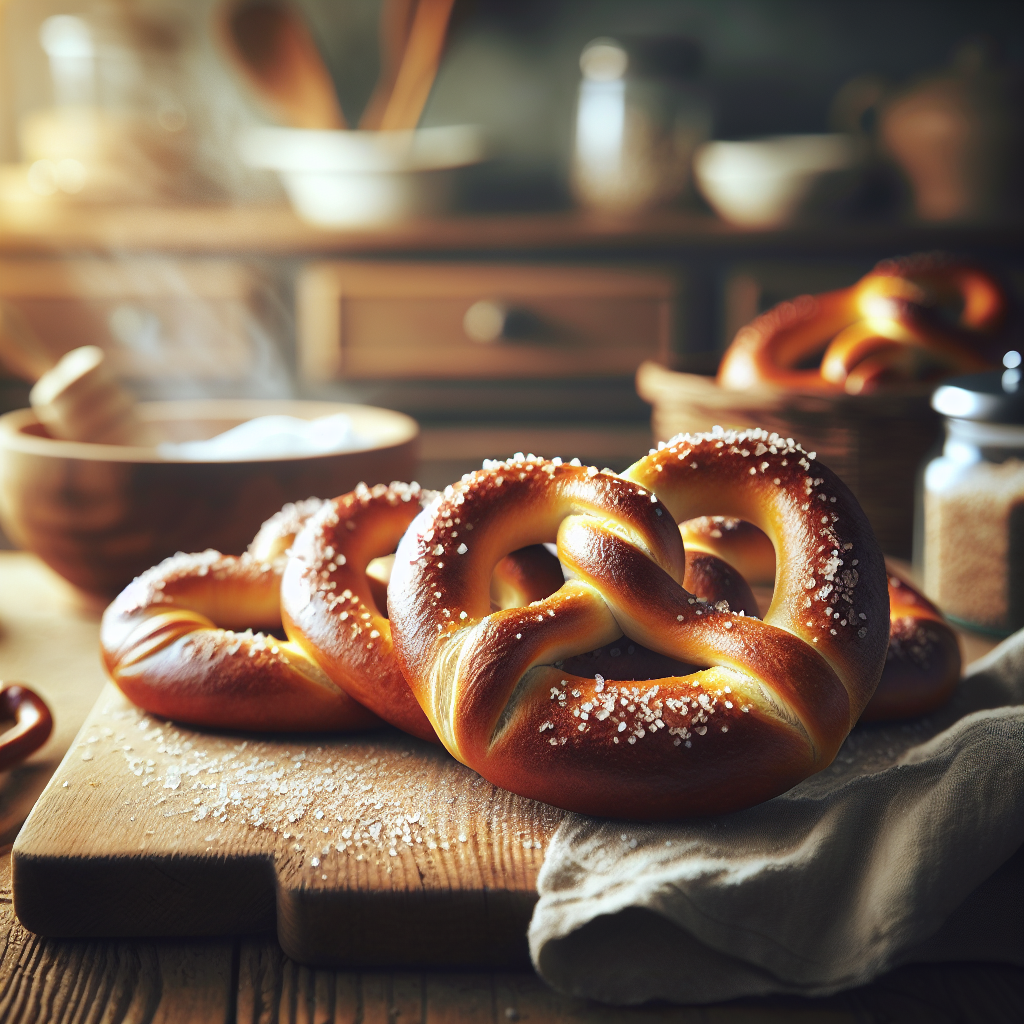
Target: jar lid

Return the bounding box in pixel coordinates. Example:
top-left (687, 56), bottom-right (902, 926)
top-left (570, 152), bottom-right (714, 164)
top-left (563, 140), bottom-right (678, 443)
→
top-left (932, 370), bottom-right (1024, 423)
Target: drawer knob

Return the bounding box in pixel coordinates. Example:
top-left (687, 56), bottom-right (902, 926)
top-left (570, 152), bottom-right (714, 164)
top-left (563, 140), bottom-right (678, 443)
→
top-left (463, 300), bottom-right (540, 343)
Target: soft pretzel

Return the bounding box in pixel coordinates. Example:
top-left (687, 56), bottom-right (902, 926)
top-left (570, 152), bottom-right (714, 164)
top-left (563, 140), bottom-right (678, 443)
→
top-left (863, 566), bottom-right (962, 722)
top-left (717, 254), bottom-right (1007, 395)
top-left (679, 515), bottom-right (776, 587)
top-left (388, 437), bottom-right (889, 819)
top-left (280, 482), bottom-right (439, 741)
top-left (676, 517), bottom-right (961, 720)
top-left (278, 483), bottom-right (572, 743)
top-left (101, 499), bottom-right (381, 733)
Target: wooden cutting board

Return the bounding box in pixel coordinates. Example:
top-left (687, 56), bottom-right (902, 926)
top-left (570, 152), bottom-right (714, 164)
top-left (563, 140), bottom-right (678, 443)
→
top-left (12, 683), bottom-right (565, 968)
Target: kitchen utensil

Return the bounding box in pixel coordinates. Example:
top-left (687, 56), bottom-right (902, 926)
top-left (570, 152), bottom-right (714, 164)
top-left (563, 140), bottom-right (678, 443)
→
top-left (219, 0), bottom-right (346, 129)
top-left (359, 0), bottom-right (419, 130)
top-left (0, 304), bottom-right (150, 447)
top-left (377, 0), bottom-right (457, 131)
top-left (29, 346), bottom-right (152, 447)
top-left (0, 682), bottom-right (53, 773)
top-left (879, 43), bottom-right (1024, 224)
top-left (0, 399), bottom-right (418, 597)
top-left (923, 367), bottom-right (1024, 634)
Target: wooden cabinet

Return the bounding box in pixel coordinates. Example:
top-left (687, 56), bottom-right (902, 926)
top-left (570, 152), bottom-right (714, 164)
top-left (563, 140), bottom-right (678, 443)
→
top-left (296, 261), bottom-right (676, 381)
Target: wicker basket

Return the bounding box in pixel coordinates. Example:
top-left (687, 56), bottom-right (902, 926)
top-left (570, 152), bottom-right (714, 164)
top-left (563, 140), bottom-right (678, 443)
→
top-left (636, 361), bottom-right (943, 558)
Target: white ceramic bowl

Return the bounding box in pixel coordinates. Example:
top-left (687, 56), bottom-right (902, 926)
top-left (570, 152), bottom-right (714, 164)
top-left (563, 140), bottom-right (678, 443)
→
top-left (240, 125), bottom-right (486, 226)
top-left (693, 134), bottom-right (865, 228)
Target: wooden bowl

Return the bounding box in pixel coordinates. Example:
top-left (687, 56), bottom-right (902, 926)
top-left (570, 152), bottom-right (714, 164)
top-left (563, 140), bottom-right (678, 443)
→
top-left (0, 400), bottom-right (418, 598)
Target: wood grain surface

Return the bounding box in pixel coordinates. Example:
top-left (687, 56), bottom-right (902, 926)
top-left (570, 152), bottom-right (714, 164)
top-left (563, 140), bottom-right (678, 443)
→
top-left (2, 551), bottom-right (1022, 1021)
top-left (12, 684), bottom-right (564, 968)
top-left (2, 846), bottom-right (1022, 1024)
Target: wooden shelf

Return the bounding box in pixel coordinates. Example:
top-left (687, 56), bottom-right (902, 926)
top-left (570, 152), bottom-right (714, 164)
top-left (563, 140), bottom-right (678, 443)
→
top-left (1, 203), bottom-right (1022, 259)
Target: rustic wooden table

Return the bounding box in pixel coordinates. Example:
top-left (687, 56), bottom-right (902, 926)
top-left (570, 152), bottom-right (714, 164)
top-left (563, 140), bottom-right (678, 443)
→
top-left (0, 550), bottom-right (1021, 1023)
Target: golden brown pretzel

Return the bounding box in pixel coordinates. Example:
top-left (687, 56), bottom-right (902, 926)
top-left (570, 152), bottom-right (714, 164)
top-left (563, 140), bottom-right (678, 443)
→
top-left (388, 438), bottom-right (889, 819)
top-left (679, 515), bottom-right (776, 587)
top-left (676, 517), bottom-right (961, 720)
top-left (279, 483), bottom-right (571, 743)
top-left (862, 566), bottom-right (962, 722)
top-left (101, 499), bottom-right (381, 733)
top-left (718, 254), bottom-right (1008, 395)
top-left (280, 482), bottom-right (439, 741)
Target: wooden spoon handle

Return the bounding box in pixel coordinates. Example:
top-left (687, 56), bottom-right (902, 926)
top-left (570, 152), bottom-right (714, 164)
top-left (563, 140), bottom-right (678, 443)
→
top-left (219, 0), bottom-right (346, 130)
top-left (0, 683), bottom-right (53, 773)
top-left (360, 0), bottom-right (419, 130)
top-left (378, 0), bottom-right (457, 131)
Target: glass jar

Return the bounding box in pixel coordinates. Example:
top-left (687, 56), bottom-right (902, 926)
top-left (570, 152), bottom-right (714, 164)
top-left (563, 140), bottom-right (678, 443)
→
top-left (922, 368), bottom-right (1024, 635)
top-left (571, 35), bottom-right (711, 214)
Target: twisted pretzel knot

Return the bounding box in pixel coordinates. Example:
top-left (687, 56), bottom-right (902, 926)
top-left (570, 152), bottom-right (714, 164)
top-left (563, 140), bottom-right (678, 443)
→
top-left (389, 432), bottom-right (889, 819)
top-left (101, 498), bottom-right (381, 733)
top-left (718, 254), bottom-right (1007, 395)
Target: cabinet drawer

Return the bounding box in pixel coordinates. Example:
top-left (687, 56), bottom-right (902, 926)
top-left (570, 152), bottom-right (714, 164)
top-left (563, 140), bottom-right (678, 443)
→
top-left (297, 262), bottom-right (676, 380)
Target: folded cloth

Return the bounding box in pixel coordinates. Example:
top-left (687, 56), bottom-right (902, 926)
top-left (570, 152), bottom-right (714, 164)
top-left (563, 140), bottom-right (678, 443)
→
top-left (529, 631), bottom-right (1024, 1005)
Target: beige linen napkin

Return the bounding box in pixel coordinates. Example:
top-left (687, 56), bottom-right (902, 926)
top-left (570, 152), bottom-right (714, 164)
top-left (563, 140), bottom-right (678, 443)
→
top-left (529, 632), bottom-right (1024, 1005)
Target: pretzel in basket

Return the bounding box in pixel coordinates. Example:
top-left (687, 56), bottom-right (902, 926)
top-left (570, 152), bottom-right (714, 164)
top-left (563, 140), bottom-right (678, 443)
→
top-left (101, 499), bottom-right (382, 732)
top-left (678, 515), bottom-right (962, 720)
top-left (388, 436), bottom-right (889, 818)
top-left (718, 254), bottom-right (1008, 395)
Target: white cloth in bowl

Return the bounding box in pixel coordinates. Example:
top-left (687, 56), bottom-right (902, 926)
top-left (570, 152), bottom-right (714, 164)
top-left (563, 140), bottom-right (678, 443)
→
top-left (157, 413), bottom-right (363, 461)
top-left (528, 633), bottom-right (1024, 1005)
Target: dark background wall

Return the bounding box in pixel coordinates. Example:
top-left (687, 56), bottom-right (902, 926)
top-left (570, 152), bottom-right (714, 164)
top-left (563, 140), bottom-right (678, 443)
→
top-left (303, 0), bottom-right (1024, 190)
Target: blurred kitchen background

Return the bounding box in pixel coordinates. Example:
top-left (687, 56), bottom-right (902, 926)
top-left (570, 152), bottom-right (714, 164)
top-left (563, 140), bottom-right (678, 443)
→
top-left (1, 0), bottom-right (1023, 494)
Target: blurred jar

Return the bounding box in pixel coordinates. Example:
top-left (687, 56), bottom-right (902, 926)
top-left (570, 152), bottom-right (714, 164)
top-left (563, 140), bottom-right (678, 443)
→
top-left (571, 36), bottom-right (711, 214)
top-left (922, 361), bottom-right (1024, 635)
top-left (879, 42), bottom-right (1024, 224)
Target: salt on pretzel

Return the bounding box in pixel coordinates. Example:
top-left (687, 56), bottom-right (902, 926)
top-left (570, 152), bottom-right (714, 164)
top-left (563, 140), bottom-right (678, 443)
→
top-left (718, 254), bottom-right (1007, 395)
top-left (101, 499), bottom-right (381, 732)
top-left (863, 567), bottom-right (961, 721)
top-left (678, 516), bottom-right (961, 720)
top-left (388, 437), bottom-right (889, 819)
top-left (280, 482), bottom-right (439, 741)
top-left (280, 482), bottom-right (581, 742)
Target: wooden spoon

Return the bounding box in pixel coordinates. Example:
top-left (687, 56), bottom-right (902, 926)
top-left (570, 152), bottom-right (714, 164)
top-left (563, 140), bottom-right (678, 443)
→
top-left (359, 0), bottom-right (419, 130)
top-left (1, 303), bottom-right (148, 444)
top-left (30, 346), bottom-right (152, 446)
top-left (378, 0), bottom-right (457, 131)
top-left (220, 0), bottom-right (346, 129)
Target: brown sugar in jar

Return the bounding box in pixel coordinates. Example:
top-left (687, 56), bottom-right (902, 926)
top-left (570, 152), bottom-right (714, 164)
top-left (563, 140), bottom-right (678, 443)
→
top-left (923, 370), bottom-right (1024, 636)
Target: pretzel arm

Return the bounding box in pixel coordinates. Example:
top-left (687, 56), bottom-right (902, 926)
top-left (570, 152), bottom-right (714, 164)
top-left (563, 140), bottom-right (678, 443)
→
top-left (102, 551), bottom-right (380, 732)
